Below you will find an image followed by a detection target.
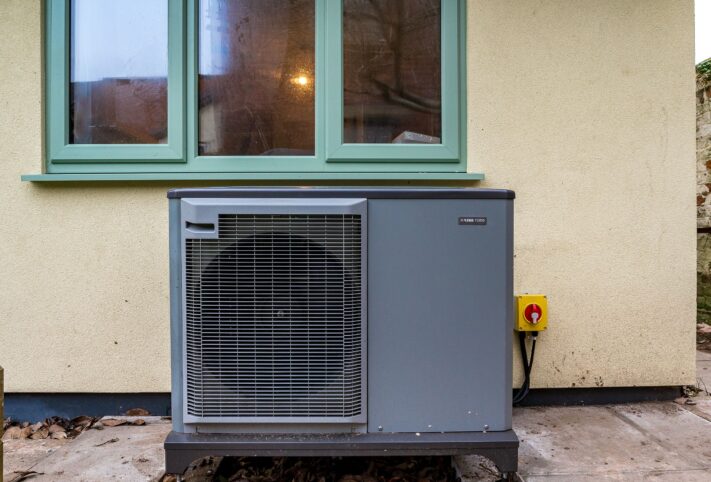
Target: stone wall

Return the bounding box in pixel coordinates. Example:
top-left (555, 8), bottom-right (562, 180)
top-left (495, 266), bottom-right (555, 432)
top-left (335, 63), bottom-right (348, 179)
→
top-left (697, 60), bottom-right (711, 322)
top-left (697, 61), bottom-right (711, 227)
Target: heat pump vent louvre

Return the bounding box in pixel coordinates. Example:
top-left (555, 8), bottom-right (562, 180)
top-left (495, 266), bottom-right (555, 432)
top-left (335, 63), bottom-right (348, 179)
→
top-left (185, 213), bottom-right (363, 420)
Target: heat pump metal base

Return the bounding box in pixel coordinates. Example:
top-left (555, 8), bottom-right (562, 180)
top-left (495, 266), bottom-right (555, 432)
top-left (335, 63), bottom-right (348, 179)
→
top-left (164, 430), bottom-right (519, 475)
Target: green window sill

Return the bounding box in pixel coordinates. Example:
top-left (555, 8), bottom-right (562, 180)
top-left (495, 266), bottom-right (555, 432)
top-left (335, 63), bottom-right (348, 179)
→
top-left (21, 172), bottom-right (485, 182)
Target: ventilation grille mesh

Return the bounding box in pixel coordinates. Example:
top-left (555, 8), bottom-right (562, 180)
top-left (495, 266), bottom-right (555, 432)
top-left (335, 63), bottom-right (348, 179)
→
top-left (185, 213), bottom-right (363, 418)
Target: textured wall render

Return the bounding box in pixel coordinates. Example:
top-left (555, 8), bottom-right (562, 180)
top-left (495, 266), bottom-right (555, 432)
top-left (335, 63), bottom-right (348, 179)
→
top-left (469, 0), bottom-right (697, 388)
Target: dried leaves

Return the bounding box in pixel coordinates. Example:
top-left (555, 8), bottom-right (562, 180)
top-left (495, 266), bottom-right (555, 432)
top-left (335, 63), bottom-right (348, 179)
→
top-left (94, 437), bottom-right (120, 447)
top-left (2, 410), bottom-right (149, 441)
top-left (2, 426), bottom-right (28, 440)
top-left (2, 416), bottom-right (98, 441)
top-left (125, 408), bottom-right (150, 416)
top-left (102, 418), bottom-right (146, 427)
top-left (203, 456), bottom-right (460, 482)
top-left (6, 470), bottom-right (44, 482)
top-left (29, 426), bottom-right (49, 440)
top-left (102, 419), bottom-right (128, 427)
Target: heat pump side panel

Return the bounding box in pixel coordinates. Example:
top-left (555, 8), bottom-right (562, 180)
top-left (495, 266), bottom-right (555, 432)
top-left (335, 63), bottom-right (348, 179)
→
top-left (367, 198), bottom-right (513, 433)
top-left (170, 198), bottom-right (185, 432)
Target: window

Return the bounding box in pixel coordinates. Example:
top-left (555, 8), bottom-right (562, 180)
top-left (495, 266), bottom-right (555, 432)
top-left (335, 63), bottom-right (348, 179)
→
top-left (36, 0), bottom-right (475, 181)
top-left (70, 0), bottom-right (168, 145)
top-left (47, 0), bottom-right (184, 163)
top-left (198, 0), bottom-right (316, 157)
top-left (343, 0), bottom-right (441, 145)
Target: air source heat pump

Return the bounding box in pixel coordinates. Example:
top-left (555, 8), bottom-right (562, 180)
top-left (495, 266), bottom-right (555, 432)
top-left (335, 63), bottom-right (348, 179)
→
top-left (165, 187), bottom-right (518, 476)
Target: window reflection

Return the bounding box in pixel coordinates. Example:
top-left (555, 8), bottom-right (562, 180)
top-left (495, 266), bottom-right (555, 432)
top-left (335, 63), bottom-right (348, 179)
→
top-left (70, 0), bottom-right (168, 144)
top-left (343, 0), bottom-right (442, 144)
top-left (198, 0), bottom-right (315, 157)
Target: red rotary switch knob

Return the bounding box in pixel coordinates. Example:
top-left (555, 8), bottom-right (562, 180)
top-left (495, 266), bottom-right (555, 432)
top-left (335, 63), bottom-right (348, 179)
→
top-left (524, 303), bottom-right (542, 324)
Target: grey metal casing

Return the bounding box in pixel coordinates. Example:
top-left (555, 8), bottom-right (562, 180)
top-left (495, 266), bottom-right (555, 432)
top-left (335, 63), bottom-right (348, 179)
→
top-left (168, 188), bottom-right (513, 435)
top-left (367, 199), bottom-right (513, 433)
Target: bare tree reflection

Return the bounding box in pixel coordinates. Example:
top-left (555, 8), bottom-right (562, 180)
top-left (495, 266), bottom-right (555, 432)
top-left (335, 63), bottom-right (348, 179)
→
top-left (199, 0), bottom-right (315, 156)
top-left (344, 0), bottom-right (441, 144)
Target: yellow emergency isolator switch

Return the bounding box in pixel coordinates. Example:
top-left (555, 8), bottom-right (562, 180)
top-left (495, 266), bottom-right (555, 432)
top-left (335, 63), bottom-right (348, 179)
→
top-left (515, 295), bottom-right (548, 332)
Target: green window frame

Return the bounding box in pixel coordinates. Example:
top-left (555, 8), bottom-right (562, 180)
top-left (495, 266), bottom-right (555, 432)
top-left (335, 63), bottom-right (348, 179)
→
top-left (45, 0), bottom-right (186, 164)
top-left (325, 0), bottom-right (461, 163)
top-left (27, 0), bottom-right (480, 182)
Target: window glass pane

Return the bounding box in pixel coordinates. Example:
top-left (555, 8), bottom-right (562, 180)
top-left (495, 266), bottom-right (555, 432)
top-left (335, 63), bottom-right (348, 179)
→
top-left (199, 0), bottom-right (315, 156)
top-left (70, 0), bottom-right (168, 144)
top-left (343, 0), bottom-right (441, 144)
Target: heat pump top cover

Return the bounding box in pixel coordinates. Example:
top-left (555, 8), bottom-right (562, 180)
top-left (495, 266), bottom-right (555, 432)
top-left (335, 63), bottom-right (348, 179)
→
top-left (180, 198), bottom-right (367, 423)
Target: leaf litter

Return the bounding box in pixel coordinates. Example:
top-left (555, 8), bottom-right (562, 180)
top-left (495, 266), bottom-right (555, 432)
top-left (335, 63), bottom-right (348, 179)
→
top-left (164, 456), bottom-right (463, 482)
top-left (2, 408), bottom-right (151, 441)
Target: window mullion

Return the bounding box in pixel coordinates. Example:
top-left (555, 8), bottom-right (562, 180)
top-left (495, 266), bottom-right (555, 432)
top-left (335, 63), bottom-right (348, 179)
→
top-left (324, 0), bottom-right (345, 160)
top-left (315, 0), bottom-right (328, 168)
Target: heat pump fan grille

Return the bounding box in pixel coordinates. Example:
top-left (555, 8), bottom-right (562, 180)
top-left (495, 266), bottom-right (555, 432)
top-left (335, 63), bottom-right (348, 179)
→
top-left (185, 213), bottom-right (363, 418)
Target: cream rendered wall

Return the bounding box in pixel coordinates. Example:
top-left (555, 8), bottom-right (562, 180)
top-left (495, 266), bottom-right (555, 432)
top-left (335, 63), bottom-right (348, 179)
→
top-left (471, 0), bottom-right (697, 388)
top-left (0, 0), bottom-right (696, 392)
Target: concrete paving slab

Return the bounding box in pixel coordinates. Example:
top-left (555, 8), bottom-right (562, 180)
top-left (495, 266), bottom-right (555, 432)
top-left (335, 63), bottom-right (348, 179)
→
top-left (6, 353), bottom-right (711, 481)
top-left (26, 417), bottom-right (171, 482)
top-left (524, 469), bottom-right (711, 481)
top-left (610, 403), bottom-right (711, 467)
top-left (512, 403), bottom-right (711, 481)
top-left (684, 398), bottom-right (711, 422)
top-left (697, 359), bottom-right (711, 394)
top-left (2, 438), bottom-right (68, 481)
top-left (697, 350), bottom-right (711, 361)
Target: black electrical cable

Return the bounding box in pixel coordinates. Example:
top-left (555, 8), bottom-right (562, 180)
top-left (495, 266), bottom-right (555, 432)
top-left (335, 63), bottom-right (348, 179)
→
top-left (513, 331), bottom-right (537, 405)
top-left (517, 336), bottom-right (537, 404)
top-left (514, 333), bottom-right (537, 404)
top-left (512, 333), bottom-right (530, 405)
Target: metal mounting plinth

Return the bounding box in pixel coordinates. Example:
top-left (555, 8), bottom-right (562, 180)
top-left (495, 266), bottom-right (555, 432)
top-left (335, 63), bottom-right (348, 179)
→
top-left (164, 430), bottom-right (519, 475)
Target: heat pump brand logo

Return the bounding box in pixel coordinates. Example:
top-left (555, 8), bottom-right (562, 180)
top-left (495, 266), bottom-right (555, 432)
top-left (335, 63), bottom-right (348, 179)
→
top-left (458, 217), bottom-right (487, 226)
